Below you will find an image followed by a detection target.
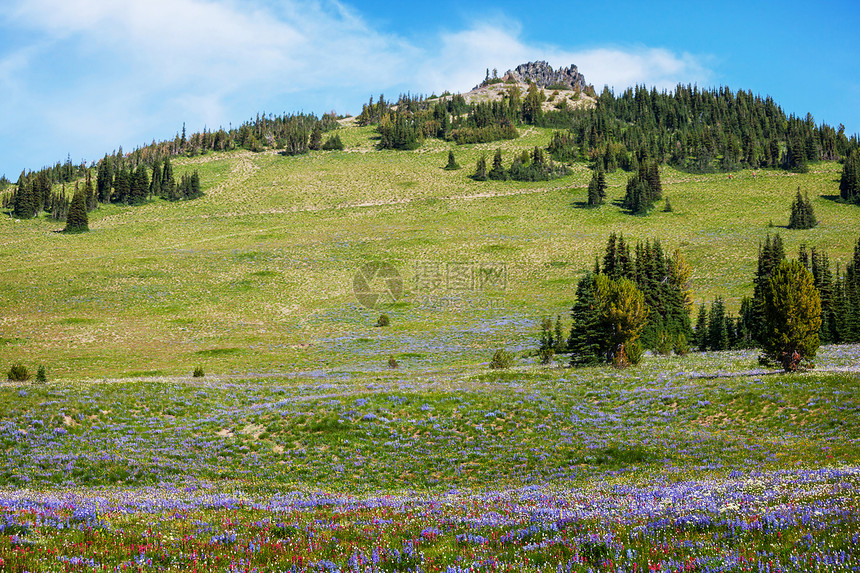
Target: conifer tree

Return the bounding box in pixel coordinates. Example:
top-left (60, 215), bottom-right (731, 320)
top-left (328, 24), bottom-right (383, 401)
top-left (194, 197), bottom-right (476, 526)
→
top-left (444, 150), bottom-right (460, 170)
top-left (751, 233), bottom-right (786, 343)
top-left (321, 133), bottom-right (344, 151)
top-left (597, 168), bottom-right (607, 203)
top-left (309, 123), bottom-right (323, 151)
top-left (707, 298), bottom-right (729, 350)
top-left (488, 148), bottom-right (506, 180)
top-left (839, 150), bottom-right (860, 203)
top-left (84, 171), bottom-right (96, 211)
top-left (161, 159), bottom-right (174, 199)
top-left (473, 155), bottom-right (488, 181)
top-left (761, 259), bottom-right (821, 371)
top-left (568, 273), bottom-right (605, 365)
top-left (64, 186), bottom-right (88, 233)
top-left (522, 82), bottom-right (545, 124)
top-left (694, 303), bottom-right (708, 351)
top-left (587, 168), bottom-right (605, 206)
top-left (96, 156), bottom-right (113, 203)
top-left (130, 165), bottom-right (149, 204)
top-left (788, 188), bottom-right (817, 229)
top-left (587, 170), bottom-right (600, 206)
top-left (602, 276), bottom-right (649, 367)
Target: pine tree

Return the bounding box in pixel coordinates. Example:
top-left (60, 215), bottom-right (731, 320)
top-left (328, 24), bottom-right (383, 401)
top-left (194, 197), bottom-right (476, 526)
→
top-left (130, 165), bottom-right (149, 204)
top-left (488, 148), bottom-right (506, 180)
top-left (96, 156), bottom-right (113, 203)
top-left (161, 159), bottom-right (174, 199)
top-left (602, 276), bottom-right (649, 367)
top-left (150, 160), bottom-right (162, 198)
top-left (761, 259), bottom-right (821, 371)
top-left (587, 169), bottom-right (601, 206)
top-left (12, 174), bottom-right (37, 219)
top-left (538, 317), bottom-right (555, 364)
top-left (707, 297), bottom-right (729, 351)
top-left (568, 273), bottom-right (606, 365)
top-left (737, 297), bottom-right (756, 348)
top-left (522, 82), bottom-right (545, 124)
top-left (751, 233), bottom-right (786, 343)
top-left (788, 188), bottom-right (817, 229)
top-left (597, 168), bottom-right (607, 203)
top-left (309, 123), bottom-right (323, 151)
top-left (85, 171), bottom-right (96, 211)
top-left (473, 155), bottom-right (488, 181)
top-left (623, 160), bottom-right (662, 214)
top-left (694, 303), bottom-right (708, 351)
top-left (64, 186), bottom-right (89, 233)
top-left (839, 150), bottom-right (860, 204)
top-left (443, 150), bottom-right (460, 170)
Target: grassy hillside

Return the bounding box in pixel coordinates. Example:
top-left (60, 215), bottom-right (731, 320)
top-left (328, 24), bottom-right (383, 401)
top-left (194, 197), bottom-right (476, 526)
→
top-left (0, 124), bottom-right (858, 379)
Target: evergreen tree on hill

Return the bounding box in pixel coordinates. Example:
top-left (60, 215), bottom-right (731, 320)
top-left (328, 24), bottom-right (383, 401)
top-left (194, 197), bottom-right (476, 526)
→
top-left (568, 272), bottom-right (605, 365)
top-left (322, 133), bottom-right (344, 151)
top-left (840, 150), bottom-right (860, 204)
top-left (64, 186), bottom-right (88, 233)
top-left (761, 260), bottom-right (821, 371)
top-left (444, 150), bottom-right (460, 170)
top-left (473, 155), bottom-right (488, 181)
top-left (309, 123), bottom-right (323, 151)
top-left (488, 148), bottom-right (507, 180)
top-left (623, 160), bottom-right (662, 214)
top-left (788, 189), bottom-right (817, 229)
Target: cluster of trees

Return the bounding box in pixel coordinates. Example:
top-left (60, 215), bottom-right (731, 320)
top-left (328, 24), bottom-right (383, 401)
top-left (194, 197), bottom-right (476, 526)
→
top-left (544, 84), bottom-right (858, 174)
top-left (622, 160), bottom-right (663, 214)
top-left (788, 189), bottom-right (817, 229)
top-left (97, 157), bottom-right (201, 204)
top-left (364, 92), bottom-right (522, 150)
top-left (2, 154), bottom-right (203, 224)
top-left (565, 273), bottom-right (649, 367)
top-left (693, 233), bottom-right (860, 369)
top-left (596, 234), bottom-right (693, 349)
top-left (4, 108), bottom-right (346, 221)
top-left (358, 84), bottom-right (566, 151)
top-left (557, 234), bottom-right (692, 367)
top-left (840, 150), bottom-right (860, 204)
top-left (473, 147), bottom-right (569, 182)
top-left (555, 231), bottom-right (860, 372)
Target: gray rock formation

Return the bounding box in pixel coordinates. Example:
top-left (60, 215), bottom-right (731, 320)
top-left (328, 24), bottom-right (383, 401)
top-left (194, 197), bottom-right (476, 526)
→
top-left (504, 61), bottom-right (588, 91)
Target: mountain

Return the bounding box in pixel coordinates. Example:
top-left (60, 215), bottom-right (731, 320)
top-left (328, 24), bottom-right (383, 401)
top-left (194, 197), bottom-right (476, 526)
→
top-left (474, 61), bottom-right (591, 92)
top-left (505, 61), bottom-right (589, 91)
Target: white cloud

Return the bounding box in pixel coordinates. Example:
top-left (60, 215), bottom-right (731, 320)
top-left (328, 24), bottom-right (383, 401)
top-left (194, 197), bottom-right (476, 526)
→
top-left (0, 2), bottom-right (713, 175)
top-left (414, 25), bottom-right (712, 95)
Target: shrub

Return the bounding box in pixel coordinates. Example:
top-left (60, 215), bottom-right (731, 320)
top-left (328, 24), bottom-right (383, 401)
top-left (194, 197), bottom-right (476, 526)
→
top-left (35, 365), bottom-right (47, 382)
top-left (538, 347), bottom-right (555, 365)
top-left (193, 366), bottom-right (205, 378)
top-left (489, 349), bottom-right (514, 369)
top-left (7, 364), bottom-right (29, 381)
top-left (656, 330), bottom-right (674, 355)
top-left (387, 355), bottom-right (398, 369)
top-left (376, 313), bottom-right (390, 327)
top-left (674, 334), bottom-right (690, 356)
top-left (626, 341), bottom-right (644, 366)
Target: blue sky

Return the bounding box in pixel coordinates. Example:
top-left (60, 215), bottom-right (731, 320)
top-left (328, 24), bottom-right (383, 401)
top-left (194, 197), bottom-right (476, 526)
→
top-left (1, 0), bottom-right (858, 179)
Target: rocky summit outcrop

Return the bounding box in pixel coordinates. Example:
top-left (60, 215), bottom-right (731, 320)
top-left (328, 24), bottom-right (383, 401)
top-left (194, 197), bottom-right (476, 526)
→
top-left (504, 61), bottom-right (588, 91)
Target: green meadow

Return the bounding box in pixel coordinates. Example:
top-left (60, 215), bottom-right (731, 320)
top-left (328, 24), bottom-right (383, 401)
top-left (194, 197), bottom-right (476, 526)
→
top-left (1, 125), bottom-right (856, 379)
top-left (2, 124), bottom-right (860, 571)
